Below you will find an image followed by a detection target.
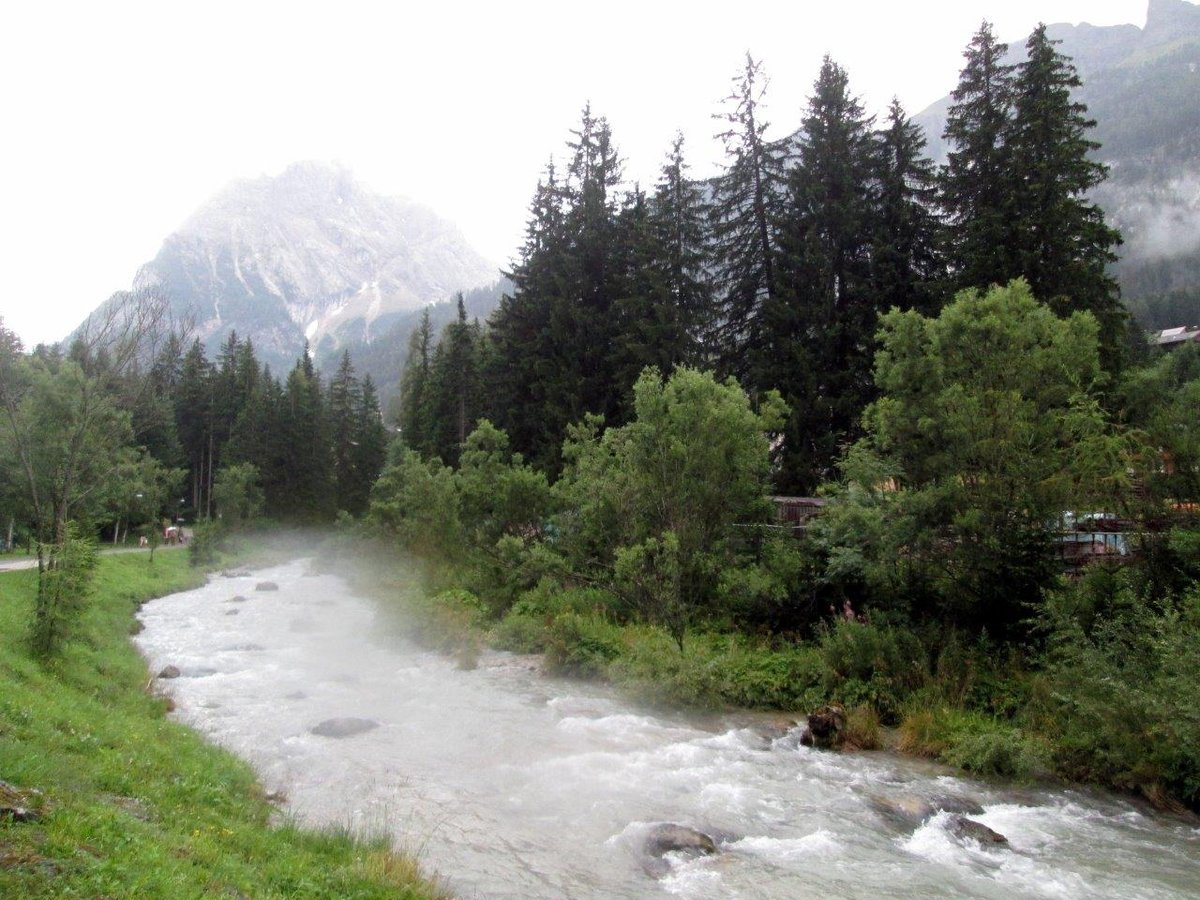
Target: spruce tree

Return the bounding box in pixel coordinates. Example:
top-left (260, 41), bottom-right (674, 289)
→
top-left (650, 133), bottom-right (713, 367)
top-left (349, 374), bottom-right (388, 516)
top-left (327, 349), bottom-right (363, 512)
top-left (710, 53), bottom-right (789, 378)
top-left (871, 98), bottom-right (947, 316)
top-left (399, 309), bottom-right (434, 455)
top-left (277, 350), bottom-right (335, 521)
top-left (428, 294), bottom-right (484, 466)
top-left (771, 56), bottom-right (878, 491)
top-left (941, 21), bottom-right (1018, 293)
top-left (1009, 23), bottom-right (1124, 369)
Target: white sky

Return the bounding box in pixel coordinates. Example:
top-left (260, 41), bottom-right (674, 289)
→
top-left (0, 0), bottom-right (1151, 347)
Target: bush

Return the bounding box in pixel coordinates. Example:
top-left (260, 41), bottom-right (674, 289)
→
top-left (490, 613), bottom-right (549, 654)
top-left (609, 630), bottom-right (827, 710)
top-left (544, 612), bottom-right (623, 678)
top-left (897, 704), bottom-right (1047, 778)
top-left (188, 521), bottom-right (223, 568)
top-left (1038, 585), bottom-right (1200, 808)
top-left (943, 726), bottom-right (1049, 779)
top-left (818, 618), bottom-right (927, 722)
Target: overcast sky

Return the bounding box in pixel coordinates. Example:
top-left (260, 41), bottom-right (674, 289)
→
top-left (0, 0), bottom-right (1151, 347)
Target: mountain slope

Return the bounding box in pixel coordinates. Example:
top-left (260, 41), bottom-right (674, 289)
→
top-left (129, 161), bottom-right (499, 371)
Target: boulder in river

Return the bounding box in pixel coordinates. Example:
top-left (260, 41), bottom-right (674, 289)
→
top-left (868, 793), bottom-right (986, 830)
top-left (255, 582), bottom-right (279, 592)
top-left (157, 664), bottom-right (181, 679)
top-left (228, 595), bottom-right (248, 603)
top-left (643, 823), bottom-right (718, 858)
top-left (947, 815), bottom-right (1008, 846)
top-left (311, 717), bottom-right (380, 738)
top-left (799, 704), bottom-right (846, 749)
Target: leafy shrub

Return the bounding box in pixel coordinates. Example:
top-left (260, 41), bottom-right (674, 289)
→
top-left (490, 613), bottom-right (548, 654)
top-left (187, 521), bottom-right (223, 568)
top-left (942, 724), bottom-right (1050, 779)
top-left (544, 612), bottom-right (623, 678)
top-left (609, 630), bottom-right (827, 710)
top-left (898, 704), bottom-right (1047, 778)
top-left (1038, 586), bottom-right (1200, 808)
top-left (818, 618), bottom-right (927, 722)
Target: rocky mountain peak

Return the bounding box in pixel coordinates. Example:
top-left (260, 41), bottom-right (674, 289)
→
top-left (130, 161), bottom-right (498, 371)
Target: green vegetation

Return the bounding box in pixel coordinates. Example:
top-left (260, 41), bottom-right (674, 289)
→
top-left (0, 553), bottom-right (441, 898)
top-left (365, 281), bottom-right (1200, 812)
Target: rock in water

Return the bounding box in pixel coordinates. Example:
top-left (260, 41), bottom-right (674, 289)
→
top-left (948, 815), bottom-right (1008, 846)
top-left (310, 717), bottom-right (379, 738)
top-left (157, 665), bottom-right (181, 679)
top-left (801, 704), bottom-right (847, 749)
top-left (643, 823), bottom-right (718, 858)
top-left (255, 582), bottom-right (279, 592)
top-left (869, 793), bottom-right (986, 830)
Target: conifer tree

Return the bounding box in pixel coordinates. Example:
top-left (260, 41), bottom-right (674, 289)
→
top-left (174, 339), bottom-right (214, 516)
top-left (871, 99), bottom-right (947, 316)
top-left (399, 309), bottom-right (434, 455)
top-left (489, 108), bottom-right (625, 470)
top-left (770, 57), bottom-right (878, 491)
top-left (650, 133), bottom-right (713, 367)
top-left (277, 348), bottom-right (335, 521)
top-left (710, 53), bottom-right (789, 377)
top-left (328, 349), bottom-right (364, 511)
top-left (1008, 23), bottom-right (1124, 368)
top-left (487, 161), bottom-right (569, 462)
top-left (348, 374), bottom-right (388, 516)
top-left (941, 21), bottom-right (1018, 292)
top-left (428, 294), bottom-right (484, 466)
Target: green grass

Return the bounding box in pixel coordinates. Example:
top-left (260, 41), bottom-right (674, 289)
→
top-left (0, 552), bottom-right (444, 898)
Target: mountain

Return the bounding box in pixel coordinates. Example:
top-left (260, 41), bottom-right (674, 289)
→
top-left (125, 161), bottom-right (500, 372)
top-left (913, 0), bottom-right (1200, 326)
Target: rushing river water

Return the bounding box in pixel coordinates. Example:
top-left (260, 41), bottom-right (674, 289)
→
top-left (135, 560), bottom-right (1200, 898)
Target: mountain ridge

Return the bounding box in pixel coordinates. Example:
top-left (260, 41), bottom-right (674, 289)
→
top-left (125, 161), bottom-right (499, 372)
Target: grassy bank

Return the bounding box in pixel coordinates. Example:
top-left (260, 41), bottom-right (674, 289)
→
top-left (0, 551), bottom-right (442, 898)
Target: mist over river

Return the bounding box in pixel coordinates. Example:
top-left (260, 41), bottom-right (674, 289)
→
top-left (134, 560), bottom-right (1200, 898)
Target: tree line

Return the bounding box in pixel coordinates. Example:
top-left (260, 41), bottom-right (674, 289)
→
top-left (370, 24), bottom-right (1200, 808)
top-left (398, 23), bottom-right (1123, 492)
top-left (0, 298), bottom-right (387, 654)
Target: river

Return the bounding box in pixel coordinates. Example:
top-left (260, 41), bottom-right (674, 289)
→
top-left (134, 559), bottom-right (1200, 898)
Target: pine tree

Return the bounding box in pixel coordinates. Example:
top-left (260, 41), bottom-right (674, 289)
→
top-left (277, 350), bottom-right (334, 521)
top-left (349, 374), bottom-right (388, 516)
top-left (327, 349), bottom-right (363, 511)
top-left (488, 107), bottom-right (625, 471)
top-left (710, 53), bottom-right (789, 378)
top-left (399, 309), bottom-right (434, 455)
top-left (871, 98), bottom-right (947, 316)
top-left (174, 339), bottom-right (214, 517)
top-left (649, 133), bottom-right (713, 367)
top-left (941, 21), bottom-right (1018, 292)
top-left (486, 160), bottom-right (569, 463)
top-left (770, 56), bottom-right (878, 491)
top-left (1008, 23), bottom-right (1124, 369)
top-left (428, 294), bottom-right (484, 465)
